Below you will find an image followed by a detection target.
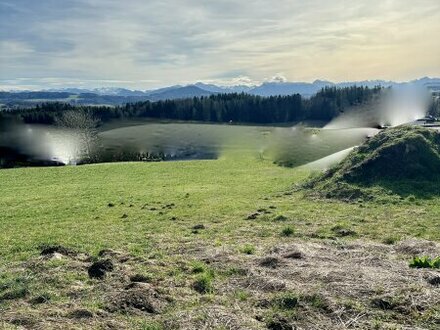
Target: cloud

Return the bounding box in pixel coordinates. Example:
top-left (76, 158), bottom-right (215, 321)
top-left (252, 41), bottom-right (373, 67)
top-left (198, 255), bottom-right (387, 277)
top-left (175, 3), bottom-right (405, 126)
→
top-left (0, 0), bottom-right (439, 89)
top-left (201, 75), bottom-right (259, 87)
top-left (228, 76), bottom-right (258, 87)
top-left (267, 74), bottom-right (288, 83)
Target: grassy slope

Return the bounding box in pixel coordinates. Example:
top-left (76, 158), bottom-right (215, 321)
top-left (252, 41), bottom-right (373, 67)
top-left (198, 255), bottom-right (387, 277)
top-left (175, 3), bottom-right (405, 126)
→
top-left (1, 156), bottom-right (439, 328)
top-left (0, 158), bottom-right (303, 259)
top-left (1, 158), bottom-right (439, 259)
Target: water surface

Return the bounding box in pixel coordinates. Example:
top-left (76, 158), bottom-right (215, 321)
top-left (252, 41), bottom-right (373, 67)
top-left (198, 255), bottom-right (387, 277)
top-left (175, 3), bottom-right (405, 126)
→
top-left (1, 121), bottom-right (378, 167)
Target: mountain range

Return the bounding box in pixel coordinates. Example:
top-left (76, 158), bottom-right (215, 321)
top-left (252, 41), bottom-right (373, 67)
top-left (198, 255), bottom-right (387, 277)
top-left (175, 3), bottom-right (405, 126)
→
top-left (1, 77), bottom-right (439, 108)
top-left (49, 77), bottom-right (440, 98)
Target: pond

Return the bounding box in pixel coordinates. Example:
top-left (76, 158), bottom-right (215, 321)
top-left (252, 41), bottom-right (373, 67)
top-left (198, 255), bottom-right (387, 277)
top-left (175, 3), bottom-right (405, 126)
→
top-left (0, 121), bottom-right (378, 169)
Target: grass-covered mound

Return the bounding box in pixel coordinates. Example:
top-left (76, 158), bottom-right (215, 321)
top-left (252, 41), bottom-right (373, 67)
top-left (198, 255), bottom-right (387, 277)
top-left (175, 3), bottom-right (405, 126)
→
top-left (306, 125), bottom-right (440, 201)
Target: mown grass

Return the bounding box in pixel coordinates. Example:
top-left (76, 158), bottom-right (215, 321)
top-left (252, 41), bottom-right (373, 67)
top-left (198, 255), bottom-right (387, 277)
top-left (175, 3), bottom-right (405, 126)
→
top-left (0, 156), bottom-right (297, 260)
top-left (1, 155), bottom-right (439, 263)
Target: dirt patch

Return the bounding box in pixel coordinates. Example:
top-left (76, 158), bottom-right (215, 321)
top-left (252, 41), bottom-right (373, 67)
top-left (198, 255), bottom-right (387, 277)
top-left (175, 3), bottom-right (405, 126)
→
top-left (166, 305), bottom-right (262, 330)
top-left (107, 285), bottom-right (165, 314)
top-left (257, 208), bottom-right (272, 214)
top-left (331, 225), bottom-right (357, 237)
top-left (395, 239), bottom-right (439, 256)
top-left (246, 212), bottom-right (260, 220)
top-left (258, 256), bottom-right (281, 269)
top-left (40, 244), bottom-right (77, 256)
top-left (371, 296), bottom-right (397, 310)
top-left (9, 316), bottom-right (37, 328)
top-left (68, 309), bottom-right (94, 319)
top-left (428, 276), bottom-right (440, 286)
top-left (163, 203), bottom-right (175, 209)
top-left (88, 259), bottom-right (114, 279)
top-left (267, 316), bottom-right (295, 330)
top-left (29, 294), bottom-right (51, 305)
top-left (236, 275), bottom-right (287, 292)
top-left (130, 274), bottom-right (150, 283)
top-left (282, 250), bottom-right (304, 259)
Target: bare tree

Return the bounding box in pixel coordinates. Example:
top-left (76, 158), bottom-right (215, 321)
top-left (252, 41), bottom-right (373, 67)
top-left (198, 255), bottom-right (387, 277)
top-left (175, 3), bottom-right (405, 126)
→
top-left (56, 110), bottom-right (100, 163)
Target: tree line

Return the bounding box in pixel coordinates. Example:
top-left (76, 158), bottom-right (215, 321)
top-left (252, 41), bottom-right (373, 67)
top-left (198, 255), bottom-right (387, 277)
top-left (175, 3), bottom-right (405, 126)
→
top-left (2, 86), bottom-right (382, 125)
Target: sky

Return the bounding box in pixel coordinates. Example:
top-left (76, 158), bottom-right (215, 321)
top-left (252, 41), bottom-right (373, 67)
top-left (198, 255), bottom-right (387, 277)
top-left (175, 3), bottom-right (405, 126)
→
top-left (1, 0), bottom-right (439, 90)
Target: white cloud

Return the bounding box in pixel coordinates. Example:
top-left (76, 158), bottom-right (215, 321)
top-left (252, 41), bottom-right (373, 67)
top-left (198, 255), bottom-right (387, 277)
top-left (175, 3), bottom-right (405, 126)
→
top-left (266, 74), bottom-right (288, 83)
top-left (228, 76), bottom-right (258, 87)
top-left (1, 0), bottom-right (439, 89)
top-left (201, 75), bottom-right (259, 87)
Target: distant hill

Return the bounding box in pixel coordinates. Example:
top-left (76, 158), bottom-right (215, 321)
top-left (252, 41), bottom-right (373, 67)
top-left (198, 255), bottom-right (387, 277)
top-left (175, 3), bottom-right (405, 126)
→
top-left (147, 85), bottom-right (214, 101)
top-left (144, 85), bottom-right (182, 95)
top-left (411, 77), bottom-right (440, 92)
top-left (248, 77), bottom-right (440, 97)
top-left (0, 92), bottom-right (151, 108)
top-left (46, 87), bottom-right (149, 97)
top-left (248, 80), bottom-right (335, 97)
top-left (194, 82), bottom-right (253, 94)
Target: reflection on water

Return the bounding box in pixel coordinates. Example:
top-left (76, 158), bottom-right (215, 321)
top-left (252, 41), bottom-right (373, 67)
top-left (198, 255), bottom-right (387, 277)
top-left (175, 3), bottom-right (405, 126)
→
top-left (267, 126), bottom-right (378, 167)
top-left (99, 123), bottom-right (269, 161)
top-left (1, 121), bottom-right (378, 168)
top-left (301, 146), bottom-right (356, 171)
top-left (1, 123), bottom-right (83, 165)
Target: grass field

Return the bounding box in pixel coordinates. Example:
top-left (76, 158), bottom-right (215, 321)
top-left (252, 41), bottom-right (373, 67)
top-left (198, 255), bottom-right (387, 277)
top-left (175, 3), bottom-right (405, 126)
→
top-left (1, 155), bottom-right (439, 329)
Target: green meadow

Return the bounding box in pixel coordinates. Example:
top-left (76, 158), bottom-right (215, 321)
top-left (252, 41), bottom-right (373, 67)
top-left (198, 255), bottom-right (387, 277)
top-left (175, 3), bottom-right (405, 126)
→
top-left (1, 155), bottom-right (439, 329)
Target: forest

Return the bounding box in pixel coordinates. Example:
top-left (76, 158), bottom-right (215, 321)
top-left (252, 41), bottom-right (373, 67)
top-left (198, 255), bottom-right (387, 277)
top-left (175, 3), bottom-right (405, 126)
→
top-left (2, 86), bottom-right (383, 125)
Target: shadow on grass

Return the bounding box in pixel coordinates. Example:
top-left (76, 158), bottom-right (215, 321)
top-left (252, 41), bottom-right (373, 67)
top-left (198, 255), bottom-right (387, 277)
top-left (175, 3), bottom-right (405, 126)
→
top-left (361, 178), bottom-right (440, 200)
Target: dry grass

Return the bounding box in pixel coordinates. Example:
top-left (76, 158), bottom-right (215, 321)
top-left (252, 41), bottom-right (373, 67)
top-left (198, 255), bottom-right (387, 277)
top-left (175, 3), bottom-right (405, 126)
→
top-left (1, 238), bottom-right (439, 329)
